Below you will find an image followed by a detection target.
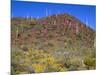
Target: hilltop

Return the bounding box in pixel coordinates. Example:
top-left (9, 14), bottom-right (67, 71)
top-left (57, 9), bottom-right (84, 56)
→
top-left (11, 14), bottom-right (95, 49)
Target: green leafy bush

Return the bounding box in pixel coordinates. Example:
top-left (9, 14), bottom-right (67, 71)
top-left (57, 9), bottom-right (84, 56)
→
top-left (84, 57), bottom-right (96, 69)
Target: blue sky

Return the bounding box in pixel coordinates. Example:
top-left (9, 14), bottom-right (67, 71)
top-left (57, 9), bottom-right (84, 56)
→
top-left (11, 0), bottom-right (96, 30)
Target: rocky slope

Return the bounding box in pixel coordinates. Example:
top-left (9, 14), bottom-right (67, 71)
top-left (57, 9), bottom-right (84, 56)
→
top-left (11, 14), bottom-right (96, 74)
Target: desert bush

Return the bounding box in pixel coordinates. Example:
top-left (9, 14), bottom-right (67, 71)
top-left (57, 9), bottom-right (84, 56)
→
top-left (84, 56), bottom-right (96, 69)
top-left (33, 25), bottom-right (44, 30)
top-left (32, 64), bottom-right (46, 73)
top-left (62, 56), bottom-right (84, 71)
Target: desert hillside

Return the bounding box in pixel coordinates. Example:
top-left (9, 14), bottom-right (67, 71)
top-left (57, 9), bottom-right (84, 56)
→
top-left (11, 14), bottom-right (96, 74)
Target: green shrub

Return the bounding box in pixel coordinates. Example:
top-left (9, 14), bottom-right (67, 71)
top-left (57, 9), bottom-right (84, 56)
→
top-left (84, 57), bottom-right (96, 69)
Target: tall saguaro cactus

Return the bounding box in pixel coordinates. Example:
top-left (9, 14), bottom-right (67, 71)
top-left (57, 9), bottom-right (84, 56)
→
top-left (15, 26), bottom-right (19, 46)
top-left (16, 27), bottom-right (19, 39)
